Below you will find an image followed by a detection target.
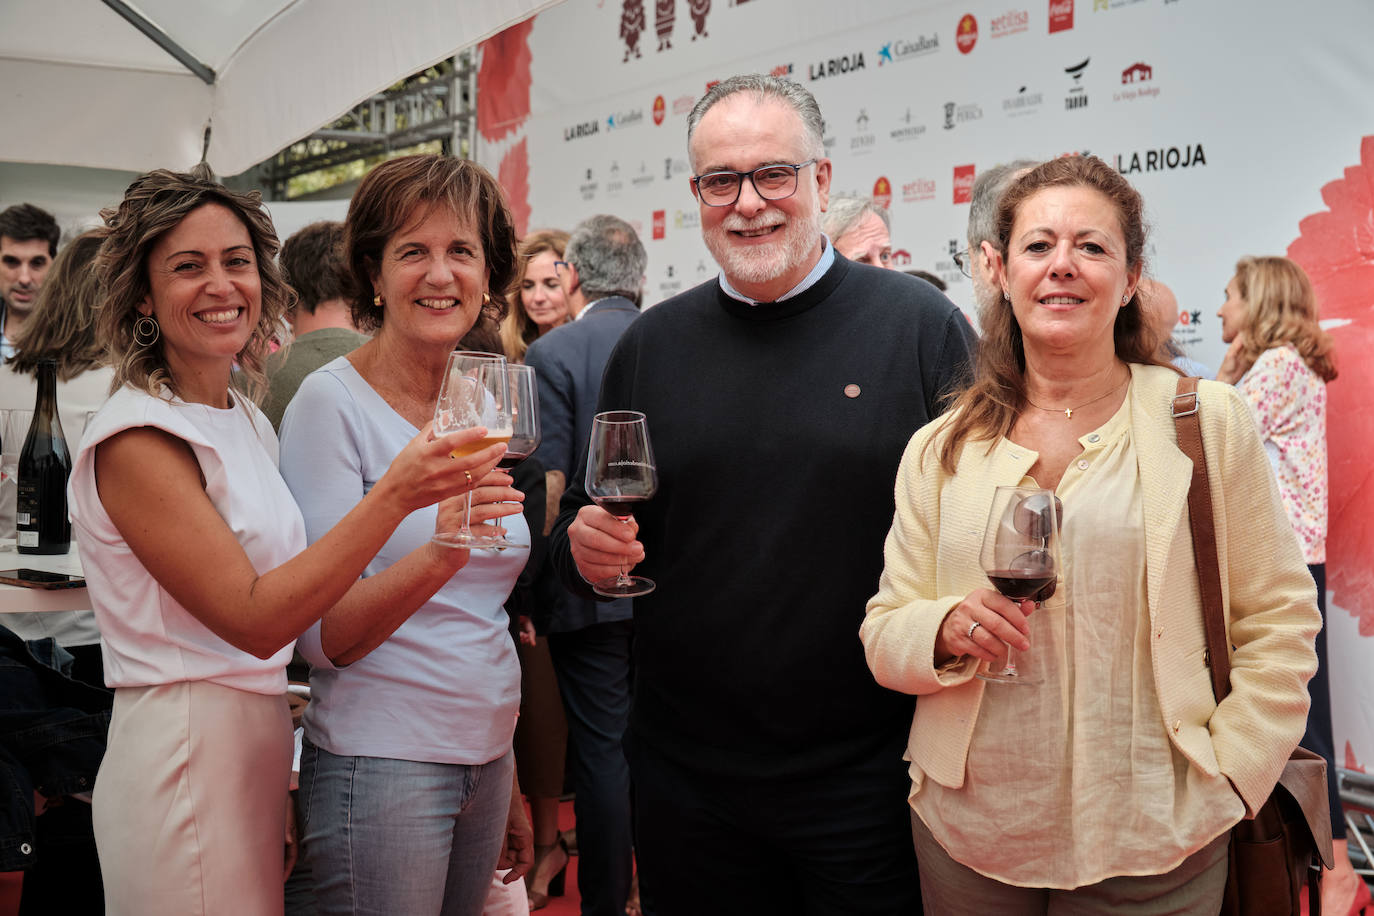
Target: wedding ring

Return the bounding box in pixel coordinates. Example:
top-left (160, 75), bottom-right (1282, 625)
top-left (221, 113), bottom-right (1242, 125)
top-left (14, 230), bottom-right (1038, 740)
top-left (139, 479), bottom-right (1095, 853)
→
top-left (967, 621), bottom-right (983, 639)
top-left (464, 470), bottom-right (474, 487)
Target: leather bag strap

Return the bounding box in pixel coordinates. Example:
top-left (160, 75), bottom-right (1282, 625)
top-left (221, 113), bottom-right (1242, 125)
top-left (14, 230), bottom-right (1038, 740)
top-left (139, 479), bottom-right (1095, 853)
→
top-left (1173, 376), bottom-right (1232, 702)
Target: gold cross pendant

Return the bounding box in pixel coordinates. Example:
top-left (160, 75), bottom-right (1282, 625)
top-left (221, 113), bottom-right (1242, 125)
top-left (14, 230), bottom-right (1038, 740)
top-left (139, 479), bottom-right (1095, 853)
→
top-left (1064, 408), bottom-right (1074, 419)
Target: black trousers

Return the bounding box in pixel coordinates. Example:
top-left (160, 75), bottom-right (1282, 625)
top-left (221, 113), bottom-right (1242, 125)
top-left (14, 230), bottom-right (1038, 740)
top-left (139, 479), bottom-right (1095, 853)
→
top-left (1299, 564), bottom-right (1345, 840)
top-left (628, 733), bottom-right (921, 916)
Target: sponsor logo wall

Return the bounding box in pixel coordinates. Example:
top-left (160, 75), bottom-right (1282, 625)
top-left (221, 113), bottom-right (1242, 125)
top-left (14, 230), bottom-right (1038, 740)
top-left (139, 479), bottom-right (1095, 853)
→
top-left (477, 0), bottom-right (1374, 765)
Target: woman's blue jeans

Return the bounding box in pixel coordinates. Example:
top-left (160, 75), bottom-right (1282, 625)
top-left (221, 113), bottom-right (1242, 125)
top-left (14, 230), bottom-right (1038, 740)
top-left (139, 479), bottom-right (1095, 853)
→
top-left (297, 741), bottom-right (513, 916)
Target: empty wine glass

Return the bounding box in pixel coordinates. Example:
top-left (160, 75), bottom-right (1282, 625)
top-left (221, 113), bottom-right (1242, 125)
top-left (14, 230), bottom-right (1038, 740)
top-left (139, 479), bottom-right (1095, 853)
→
top-left (977, 486), bottom-right (1062, 684)
top-left (431, 351), bottom-right (521, 550)
top-left (585, 410), bottom-right (657, 597)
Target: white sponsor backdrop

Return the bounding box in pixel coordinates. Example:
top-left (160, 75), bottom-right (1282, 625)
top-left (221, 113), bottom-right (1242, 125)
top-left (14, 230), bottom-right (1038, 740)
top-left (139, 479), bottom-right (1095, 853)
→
top-left (477, 0), bottom-right (1374, 775)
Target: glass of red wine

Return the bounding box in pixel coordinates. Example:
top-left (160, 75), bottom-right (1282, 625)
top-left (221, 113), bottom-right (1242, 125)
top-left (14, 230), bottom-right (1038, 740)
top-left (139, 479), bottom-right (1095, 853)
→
top-left (977, 485), bottom-right (1062, 684)
top-left (499, 364), bottom-right (540, 471)
top-left (585, 410), bottom-right (657, 597)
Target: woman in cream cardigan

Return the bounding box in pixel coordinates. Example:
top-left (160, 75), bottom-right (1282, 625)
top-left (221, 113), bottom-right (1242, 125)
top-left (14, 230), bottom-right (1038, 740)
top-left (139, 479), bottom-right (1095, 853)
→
top-left (861, 156), bottom-right (1320, 913)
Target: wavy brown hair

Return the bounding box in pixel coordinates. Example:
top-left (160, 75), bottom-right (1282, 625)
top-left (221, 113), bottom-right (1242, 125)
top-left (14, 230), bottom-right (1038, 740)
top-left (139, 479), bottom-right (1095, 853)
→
top-left (935, 156), bottom-right (1171, 473)
top-left (10, 230), bottom-right (107, 381)
top-left (499, 229), bottom-right (569, 362)
top-left (94, 167), bottom-right (292, 403)
top-left (1230, 256), bottom-right (1336, 383)
top-left (344, 155), bottom-right (517, 338)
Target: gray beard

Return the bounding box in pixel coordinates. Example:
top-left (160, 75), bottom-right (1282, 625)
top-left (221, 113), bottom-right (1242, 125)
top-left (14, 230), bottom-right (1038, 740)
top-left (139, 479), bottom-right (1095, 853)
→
top-left (704, 213), bottom-right (822, 293)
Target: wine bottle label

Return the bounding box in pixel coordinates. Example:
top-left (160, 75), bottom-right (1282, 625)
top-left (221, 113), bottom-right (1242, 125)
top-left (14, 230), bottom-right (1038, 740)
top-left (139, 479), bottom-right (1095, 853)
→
top-left (18, 531), bottom-right (37, 547)
top-left (16, 511), bottom-right (30, 525)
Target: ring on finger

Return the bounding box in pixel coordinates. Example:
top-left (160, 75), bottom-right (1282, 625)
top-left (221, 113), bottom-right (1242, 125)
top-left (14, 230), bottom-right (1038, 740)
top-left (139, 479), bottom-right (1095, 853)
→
top-left (464, 470), bottom-right (474, 487)
top-left (967, 620), bottom-right (982, 639)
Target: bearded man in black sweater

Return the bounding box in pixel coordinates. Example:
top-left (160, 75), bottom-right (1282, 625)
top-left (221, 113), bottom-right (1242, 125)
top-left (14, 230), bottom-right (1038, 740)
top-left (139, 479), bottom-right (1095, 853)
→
top-left (550, 74), bottom-right (976, 915)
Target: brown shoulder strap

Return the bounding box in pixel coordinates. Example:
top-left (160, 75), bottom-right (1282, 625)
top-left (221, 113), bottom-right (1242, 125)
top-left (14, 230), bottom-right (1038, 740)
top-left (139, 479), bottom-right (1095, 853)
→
top-left (1173, 376), bottom-right (1232, 702)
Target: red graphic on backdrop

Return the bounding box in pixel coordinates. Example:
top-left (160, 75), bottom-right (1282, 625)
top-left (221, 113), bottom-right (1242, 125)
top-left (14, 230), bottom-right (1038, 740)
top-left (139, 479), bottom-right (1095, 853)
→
top-left (656, 0), bottom-right (675, 51)
top-left (621, 0), bottom-right (646, 61)
top-left (1347, 742), bottom-right (1366, 774)
top-left (477, 19), bottom-right (534, 143)
top-left (652, 210), bottom-right (666, 239)
top-left (953, 164), bottom-right (976, 203)
top-left (653, 95), bottom-right (666, 125)
top-left (956, 14), bottom-right (978, 54)
top-left (689, 0), bottom-right (710, 39)
top-left (872, 177), bottom-right (892, 209)
top-left (1288, 134), bottom-right (1374, 636)
top-left (1049, 0), bottom-right (1074, 32)
top-left (497, 139), bottom-right (531, 238)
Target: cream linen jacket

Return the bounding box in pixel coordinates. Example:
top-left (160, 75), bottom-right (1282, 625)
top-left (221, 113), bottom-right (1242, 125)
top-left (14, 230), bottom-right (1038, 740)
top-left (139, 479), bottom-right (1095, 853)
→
top-left (861, 363), bottom-right (1320, 817)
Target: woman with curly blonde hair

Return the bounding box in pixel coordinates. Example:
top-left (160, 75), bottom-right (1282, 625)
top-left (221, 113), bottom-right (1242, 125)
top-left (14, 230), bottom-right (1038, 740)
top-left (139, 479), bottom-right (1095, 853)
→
top-left (1216, 255), bottom-right (1362, 913)
top-left (68, 167), bottom-right (500, 915)
top-left (499, 229), bottom-right (571, 363)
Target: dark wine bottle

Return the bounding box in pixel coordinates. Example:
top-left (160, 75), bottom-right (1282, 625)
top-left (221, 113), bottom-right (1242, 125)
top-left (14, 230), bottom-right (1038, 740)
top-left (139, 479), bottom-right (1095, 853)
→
top-left (17, 359), bottom-right (72, 555)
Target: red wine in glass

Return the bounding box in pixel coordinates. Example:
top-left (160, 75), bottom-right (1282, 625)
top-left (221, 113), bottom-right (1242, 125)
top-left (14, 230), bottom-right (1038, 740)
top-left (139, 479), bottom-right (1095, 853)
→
top-left (978, 487), bottom-right (1062, 683)
top-left (586, 411), bottom-right (657, 598)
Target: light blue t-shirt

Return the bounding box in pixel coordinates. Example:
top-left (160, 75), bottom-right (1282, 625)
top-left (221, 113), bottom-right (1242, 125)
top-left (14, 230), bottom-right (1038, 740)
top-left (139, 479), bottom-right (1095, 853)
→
top-left (278, 357), bottom-right (524, 765)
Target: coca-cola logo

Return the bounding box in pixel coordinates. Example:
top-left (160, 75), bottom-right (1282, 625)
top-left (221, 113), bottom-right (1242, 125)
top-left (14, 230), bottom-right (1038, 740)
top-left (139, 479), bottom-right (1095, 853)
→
top-left (1049, 0), bottom-right (1074, 32)
top-left (956, 14), bottom-right (978, 54)
top-left (953, 164), bottom-right (976, 203)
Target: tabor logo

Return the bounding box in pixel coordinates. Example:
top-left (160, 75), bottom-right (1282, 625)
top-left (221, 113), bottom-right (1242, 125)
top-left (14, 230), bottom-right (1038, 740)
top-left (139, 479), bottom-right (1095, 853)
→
top-left (902, 177), bottom-right (936, 203)
top-left (1003, 85), bottom-right (1044, 117)
top-left (944, 100), bottom-right (984, 129)
top-left (1049, 0), bottom-right (1073, 32)
top-left (1114, 142), bottom-right (1207, 174)
top-left (564, 120), bottom-right (600, 141)
top-left (956, 14), bottom-right (978, 53)
top-left (653, 95), bottom-right (666, 125)
top-left (809, 52), bottom-right (866, 80)
top-left (1064, 58), bottom-right (1089, 111)
top-left (878, 34), bottom-right (939, 65)
top-left (652, 210), bottom-right (666, 240)
top-left (607, 108), bottom-right (645, 130)
top-left (873, 177), bottom-right (893, 209)
top-left (891, 108), bottom-right (927, 142)
top-left (953, 164), bottom-right (976, 204)
top-left (990, 9), bottom-right (1029, 37)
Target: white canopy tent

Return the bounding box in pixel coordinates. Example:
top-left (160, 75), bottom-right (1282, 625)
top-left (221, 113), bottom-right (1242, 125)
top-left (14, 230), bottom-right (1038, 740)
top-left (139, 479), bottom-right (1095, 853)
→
top-left (0, 0), bottom-right (556, 177)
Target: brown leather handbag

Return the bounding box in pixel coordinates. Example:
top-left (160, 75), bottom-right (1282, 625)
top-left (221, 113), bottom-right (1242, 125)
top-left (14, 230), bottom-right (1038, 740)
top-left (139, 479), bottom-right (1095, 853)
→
top-left (1173, 376), bottom-right (1335, 916)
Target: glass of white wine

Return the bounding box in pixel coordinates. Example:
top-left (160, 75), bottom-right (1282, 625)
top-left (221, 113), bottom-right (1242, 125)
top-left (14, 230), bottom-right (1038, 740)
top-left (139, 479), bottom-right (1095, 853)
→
top-left (432, 351), bottom-right (519, 550)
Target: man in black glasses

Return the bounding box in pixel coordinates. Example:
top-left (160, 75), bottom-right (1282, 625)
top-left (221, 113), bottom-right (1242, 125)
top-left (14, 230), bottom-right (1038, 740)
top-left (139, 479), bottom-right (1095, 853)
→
top-left (550, 73), bottom-right (975, 915)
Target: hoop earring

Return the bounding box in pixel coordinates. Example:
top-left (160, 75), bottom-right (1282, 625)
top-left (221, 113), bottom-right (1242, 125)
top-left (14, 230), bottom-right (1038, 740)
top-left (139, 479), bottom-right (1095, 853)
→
top-left (373, 293), bottom-right (384, 308)
top-left (482, 291), bottom-right (492, 305)
top-left (133, 314), bottom-right (161, 347)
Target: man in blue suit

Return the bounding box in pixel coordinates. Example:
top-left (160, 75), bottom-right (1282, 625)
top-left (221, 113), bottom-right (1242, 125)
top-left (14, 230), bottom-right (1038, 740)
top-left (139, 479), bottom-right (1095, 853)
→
top-left (523, 213), bottom-right (645, 916)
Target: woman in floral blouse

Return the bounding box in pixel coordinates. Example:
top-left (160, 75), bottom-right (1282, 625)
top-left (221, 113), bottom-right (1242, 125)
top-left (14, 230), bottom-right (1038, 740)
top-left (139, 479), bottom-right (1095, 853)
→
top-left (1216, 255), bottom-right (1363, 913)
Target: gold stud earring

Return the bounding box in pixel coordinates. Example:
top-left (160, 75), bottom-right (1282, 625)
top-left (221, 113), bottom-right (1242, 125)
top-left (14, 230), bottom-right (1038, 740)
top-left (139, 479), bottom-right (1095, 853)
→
top-left (373, 293), bottom-right (384, 308)
top-left (482, 291), bottom-right (492, 305)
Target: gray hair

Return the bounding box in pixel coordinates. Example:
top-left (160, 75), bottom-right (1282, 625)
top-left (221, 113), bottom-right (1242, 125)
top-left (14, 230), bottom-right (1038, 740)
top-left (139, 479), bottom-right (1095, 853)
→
top-left (565, 214), bottom-right (647, 302)
top-left (822, 194), bottom-right (890, 242)
top-left (968, 159), bottom-right (1038, 249)
top-left (686, 74), bottom-right (825, 169)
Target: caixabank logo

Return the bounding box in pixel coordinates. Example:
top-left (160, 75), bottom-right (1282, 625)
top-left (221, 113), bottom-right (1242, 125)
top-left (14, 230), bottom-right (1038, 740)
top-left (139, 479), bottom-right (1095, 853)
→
top-left (878, 34), bottom-right (939, 65)
top-left (956, 14), bottom-right (978, 54)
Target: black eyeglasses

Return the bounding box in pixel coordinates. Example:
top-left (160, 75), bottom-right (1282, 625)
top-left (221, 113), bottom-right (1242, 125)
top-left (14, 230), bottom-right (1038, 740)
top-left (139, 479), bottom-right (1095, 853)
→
top-left (952, 248), bottom-right (974, 278)
top-left (691, 160), bottom-right (818, 207)
top-left (553, 260), bottom-right (570, 274)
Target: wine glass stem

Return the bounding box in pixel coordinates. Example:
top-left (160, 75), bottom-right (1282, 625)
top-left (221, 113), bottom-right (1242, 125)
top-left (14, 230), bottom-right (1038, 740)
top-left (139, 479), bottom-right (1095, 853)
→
top-left (617, 516), bottom-right (634, 586)
top-left (462, 490), bottom-right (475, 537)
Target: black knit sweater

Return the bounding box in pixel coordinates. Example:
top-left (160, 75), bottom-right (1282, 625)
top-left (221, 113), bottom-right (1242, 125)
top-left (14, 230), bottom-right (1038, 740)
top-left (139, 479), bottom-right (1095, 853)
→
top-left (550, 256), bottom-right (977, 779)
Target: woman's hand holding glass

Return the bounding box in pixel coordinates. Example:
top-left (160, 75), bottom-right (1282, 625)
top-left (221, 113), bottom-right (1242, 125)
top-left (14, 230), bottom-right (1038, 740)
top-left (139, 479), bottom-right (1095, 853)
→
top-left (936, 589), bottom-right (1033, 667)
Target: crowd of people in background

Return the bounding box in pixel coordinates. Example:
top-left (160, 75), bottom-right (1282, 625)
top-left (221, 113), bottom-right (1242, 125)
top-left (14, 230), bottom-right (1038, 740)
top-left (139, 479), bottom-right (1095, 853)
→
top-left (0, 70), bottom-right (1361, 916)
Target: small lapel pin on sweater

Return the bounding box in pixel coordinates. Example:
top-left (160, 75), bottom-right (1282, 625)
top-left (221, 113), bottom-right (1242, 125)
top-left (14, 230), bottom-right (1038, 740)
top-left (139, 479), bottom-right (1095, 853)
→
top-left (844, 384), bottom-right (861, 398)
